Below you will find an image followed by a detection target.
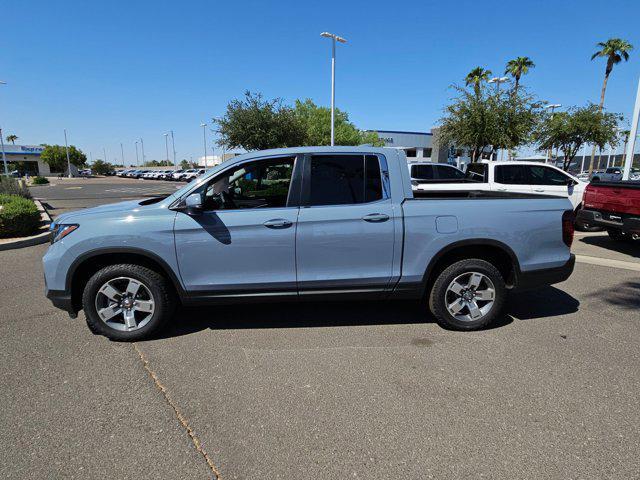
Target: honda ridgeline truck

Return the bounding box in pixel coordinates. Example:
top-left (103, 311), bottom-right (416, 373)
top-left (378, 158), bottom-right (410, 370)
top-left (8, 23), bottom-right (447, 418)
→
top-left (44, 147), bottom-right (576, 340)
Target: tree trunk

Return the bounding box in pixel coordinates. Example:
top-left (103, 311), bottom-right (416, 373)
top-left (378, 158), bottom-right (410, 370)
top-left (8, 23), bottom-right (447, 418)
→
top-left (589, 63), bottom-right (612, 174)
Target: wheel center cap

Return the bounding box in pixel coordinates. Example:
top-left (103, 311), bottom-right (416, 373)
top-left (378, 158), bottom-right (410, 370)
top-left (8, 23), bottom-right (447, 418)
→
top-left (463, 291), bottom-right (474, 301)
top-left (122, 298), bottom-right (134, 309)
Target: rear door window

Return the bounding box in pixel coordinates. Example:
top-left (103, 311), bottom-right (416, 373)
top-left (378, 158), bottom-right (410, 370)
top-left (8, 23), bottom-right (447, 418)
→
top-left (309, 155), bottom-right (383, 206)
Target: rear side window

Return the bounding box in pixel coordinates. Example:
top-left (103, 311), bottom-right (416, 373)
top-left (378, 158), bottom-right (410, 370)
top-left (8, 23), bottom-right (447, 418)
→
top-left (465, 163), bottom-right (488, 182)
top-left (309, 154), bottom-right (383, 206)
top-left (528, 166), bottom-right (569, 186)
top-left (436, 165), bottom-right (465, 179)
top-left (411, 164), bottom-right (434, 180)
top-left (495, 165), bottom-right (528, 184)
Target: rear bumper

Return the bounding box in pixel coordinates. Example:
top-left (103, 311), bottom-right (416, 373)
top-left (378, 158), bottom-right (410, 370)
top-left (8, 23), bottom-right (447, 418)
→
top-left (577, 208), bottom-right (640, 234)
top-left (515, 254), bottom-right (575, 291)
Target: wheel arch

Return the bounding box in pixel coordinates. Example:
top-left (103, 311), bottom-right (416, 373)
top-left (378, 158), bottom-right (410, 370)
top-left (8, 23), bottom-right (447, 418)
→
top-left (67, 248), bottom-right (186, 312)
top-left (421, 239), bottom-right (521, 295)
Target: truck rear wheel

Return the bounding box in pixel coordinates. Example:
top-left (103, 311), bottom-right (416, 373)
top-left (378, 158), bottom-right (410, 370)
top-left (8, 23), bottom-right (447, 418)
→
top-left (82, 264), bottom-right (175, 341)
top-left (429, 259), bottom-right (506, 331)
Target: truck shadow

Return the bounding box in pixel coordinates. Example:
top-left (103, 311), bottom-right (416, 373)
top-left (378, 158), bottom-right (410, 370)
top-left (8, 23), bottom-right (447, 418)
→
top-left (578, 235), bottom-right (639, 259)
top-left (155, 286), bottom-right (579, 339)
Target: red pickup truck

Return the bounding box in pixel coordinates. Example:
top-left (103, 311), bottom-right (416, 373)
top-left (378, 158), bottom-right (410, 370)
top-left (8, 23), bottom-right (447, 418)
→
top-left (577, 181), bottom-right (640, 241)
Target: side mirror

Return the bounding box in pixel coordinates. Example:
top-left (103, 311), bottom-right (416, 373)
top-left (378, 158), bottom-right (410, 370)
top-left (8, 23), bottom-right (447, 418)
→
top-left (185, 193), bottom-right (203, 215)
top-left (566, 178), bottom-right (577, 186)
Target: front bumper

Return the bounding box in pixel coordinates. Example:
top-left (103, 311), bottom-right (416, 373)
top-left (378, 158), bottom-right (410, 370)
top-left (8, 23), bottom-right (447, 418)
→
top-left (45, 289), bottom-right (77, 317)
top-left (515, 254), bottom-right (575, 291)
top-left (577, 209), bottom-right (640, 234)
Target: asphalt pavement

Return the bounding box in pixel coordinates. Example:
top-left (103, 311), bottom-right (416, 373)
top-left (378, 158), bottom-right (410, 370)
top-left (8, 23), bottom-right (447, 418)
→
top-left (1, 177), bottom-right (638, 479)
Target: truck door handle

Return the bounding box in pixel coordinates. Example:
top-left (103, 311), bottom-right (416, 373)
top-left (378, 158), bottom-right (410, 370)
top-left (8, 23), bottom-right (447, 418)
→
top-left (362, 213), bottom-right (390, 223)
top-left (533, 188), bottom-right (545, 192)
top-left (496, 188), bottom-right (507, 191)
top-left (263, 219), bottom-right (293, 229)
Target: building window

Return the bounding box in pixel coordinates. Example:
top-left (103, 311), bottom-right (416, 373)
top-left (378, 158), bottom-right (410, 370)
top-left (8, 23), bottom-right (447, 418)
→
top-left (405, 148), bottom-right (417, 158)
top-left (423, 148), bottom-right (432, 158)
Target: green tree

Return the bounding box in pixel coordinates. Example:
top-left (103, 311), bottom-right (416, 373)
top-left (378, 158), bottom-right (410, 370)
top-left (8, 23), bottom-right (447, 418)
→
top-left (437, 86), bottom-right (542, 162)
top-left (505, 57), bottom-right (535, 93)
top-left (180, 159), bottom-right (190, 170)
top-left (533, 104), bottom-right (621, 171)
top-left (40, 144), bottom-right (87, 173)
top-left (215, 91), bottom-right (306, 151)
top-left (294, 99), bottom-right (384, 146)
top-left (91, 159), bottom-right (113, 175)
top-left (6, 134), bottom-right (18, 145)
top-left (465, 67), bottom-right (492, 97)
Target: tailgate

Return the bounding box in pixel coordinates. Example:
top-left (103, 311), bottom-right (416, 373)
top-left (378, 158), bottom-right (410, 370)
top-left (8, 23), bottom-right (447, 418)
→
top-left (584, 183), bottom-right (640, 216)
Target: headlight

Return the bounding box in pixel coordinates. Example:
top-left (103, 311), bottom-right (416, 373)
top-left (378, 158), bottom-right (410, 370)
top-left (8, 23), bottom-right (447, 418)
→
top-left (50, 223), bottom-right (79, 244)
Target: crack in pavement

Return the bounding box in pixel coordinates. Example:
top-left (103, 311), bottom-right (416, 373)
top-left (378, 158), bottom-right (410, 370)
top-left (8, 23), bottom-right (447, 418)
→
top-left (132, 343), bottom-right (222, 479)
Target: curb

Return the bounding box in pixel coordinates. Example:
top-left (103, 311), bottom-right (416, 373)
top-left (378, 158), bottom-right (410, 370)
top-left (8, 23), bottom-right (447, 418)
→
top-left (0, 200), bottom-right (52, 251)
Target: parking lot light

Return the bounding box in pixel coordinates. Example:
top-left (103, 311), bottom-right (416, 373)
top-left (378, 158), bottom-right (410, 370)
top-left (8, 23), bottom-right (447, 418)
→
top-left (320, 32), bottom-right (347, 147)
top-left (163, 133), bottom-right (170, 165)
top-left (134, 141), bottom-right (139, 167)
top-left (64, 129), bottom-right (72, 178)
top-left (200, 123), bottom-right (208, 168)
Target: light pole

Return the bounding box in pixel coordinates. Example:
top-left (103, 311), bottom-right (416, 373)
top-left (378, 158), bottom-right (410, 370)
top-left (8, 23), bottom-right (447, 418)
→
top-left (200, 123), bottom-right (208, 167)
top-left (488, 76), bottom-right (509, 93)
top-left (170, 130), bottom-right (177, 169)
top-left (543, 104), bottom-right (562, 164)
top-left (488, 76), bottom-right (511, 160)
top-left (103, 147), bottom-right (107, 165)
top-left (120, 143), bottom-right (125, 167)
top-left (622, 76), bottom-right (640, 181)
top-left (139, 138), bottom-right (146, 166)
top-left (320, 32), bottom-right (347, 146)
top-left (163, 133), bottom-right (170, 166)
top-left (135, 141), bottom-right (139, 167)
top-left (0, 127), bottom-right (7, 175)
top-left (64, 129), bottom-right (72, 178)
top-left (581, 143), bottom-right (588, 172)
top-left (0, 81), bottom-right (7, 175)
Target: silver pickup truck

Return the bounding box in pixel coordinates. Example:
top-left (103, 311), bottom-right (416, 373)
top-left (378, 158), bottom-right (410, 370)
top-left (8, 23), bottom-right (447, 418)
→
top-left (44, 147), bottom-right (575, 340)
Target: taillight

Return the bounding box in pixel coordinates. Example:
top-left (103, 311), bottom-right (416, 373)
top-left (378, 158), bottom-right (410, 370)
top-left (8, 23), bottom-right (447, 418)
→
top-left (562, 210), bottom-right (574, 248)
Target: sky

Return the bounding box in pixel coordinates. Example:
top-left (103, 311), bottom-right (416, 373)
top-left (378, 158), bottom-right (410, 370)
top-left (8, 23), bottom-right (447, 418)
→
top-left (2, 0), bottom-right (640, 165)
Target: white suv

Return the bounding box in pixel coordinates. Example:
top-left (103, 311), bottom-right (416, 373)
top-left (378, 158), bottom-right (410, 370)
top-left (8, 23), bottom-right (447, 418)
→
top-left (415, 160), bottom-right (587, 210)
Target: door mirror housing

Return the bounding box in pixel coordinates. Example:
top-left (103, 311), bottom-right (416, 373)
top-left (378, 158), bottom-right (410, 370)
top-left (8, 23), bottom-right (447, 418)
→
top-left (185, 193), bottom-right (203, 214)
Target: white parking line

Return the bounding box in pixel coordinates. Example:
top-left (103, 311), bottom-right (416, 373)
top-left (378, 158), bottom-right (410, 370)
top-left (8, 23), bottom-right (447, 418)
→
top-left (575, 254), bottom-right (640, 272)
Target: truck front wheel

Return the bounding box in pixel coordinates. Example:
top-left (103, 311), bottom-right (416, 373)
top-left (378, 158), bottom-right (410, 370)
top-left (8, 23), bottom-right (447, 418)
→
top-left (82, 264), bottom-right (175, 341)
top-left (429, 259), bottom-right (506, 331)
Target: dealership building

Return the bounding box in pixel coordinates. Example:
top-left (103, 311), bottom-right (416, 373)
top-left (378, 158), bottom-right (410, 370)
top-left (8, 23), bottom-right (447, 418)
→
top-left (1, 144), bottom-right (79, 176)
top-left (368, 129), bottom-right (472, 167)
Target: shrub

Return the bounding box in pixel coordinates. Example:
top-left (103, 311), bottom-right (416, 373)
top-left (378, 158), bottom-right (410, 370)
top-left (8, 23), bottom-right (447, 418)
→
top-left (31, 176), bottom-right (50, 185)
top-left (0, 194), bottom-right (42, 238)
top-left (0, 176), bottom-right (31, 199)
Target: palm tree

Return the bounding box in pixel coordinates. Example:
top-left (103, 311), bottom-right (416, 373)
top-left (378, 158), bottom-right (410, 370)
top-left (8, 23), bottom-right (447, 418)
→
top-left (588, 38), bottom-right (633, 173)
top-left (6, 134), bottom-right (18, 144)
top-left (465, 67), bottom-right (492, 96)
top-left (505, 56), bottom-right (535, 93)
top-left (591, 38), bottom-right (633, 109)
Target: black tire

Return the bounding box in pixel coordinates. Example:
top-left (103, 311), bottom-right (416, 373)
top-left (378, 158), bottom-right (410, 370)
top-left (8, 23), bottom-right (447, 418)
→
top-left (428, 259), bottom-right (506, 331)
top-left (607, 229), bottom-right (627, 241)
top-left (82, 264), bottom-right (175, 341)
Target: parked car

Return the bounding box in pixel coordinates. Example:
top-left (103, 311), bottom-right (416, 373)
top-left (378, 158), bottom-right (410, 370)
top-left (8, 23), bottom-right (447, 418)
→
top-left (408, 161), bottom-right (466, 186)
top-left (577, 180), bottom-right (640, 241)
top-left (172, 169), bottom-right (195, 181)
top-left (156, 169), bottom-right (177, 180)
top-left (182, 169), bottom-right (206, 182)
top-left (44, 147), bottom-right (575, 340)
top-left (591, 167), bottom-right (640, 182)
top-left (131, 170), bottom-right (150, 179)
top-left (116, 170), bottom-right (131, 177)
